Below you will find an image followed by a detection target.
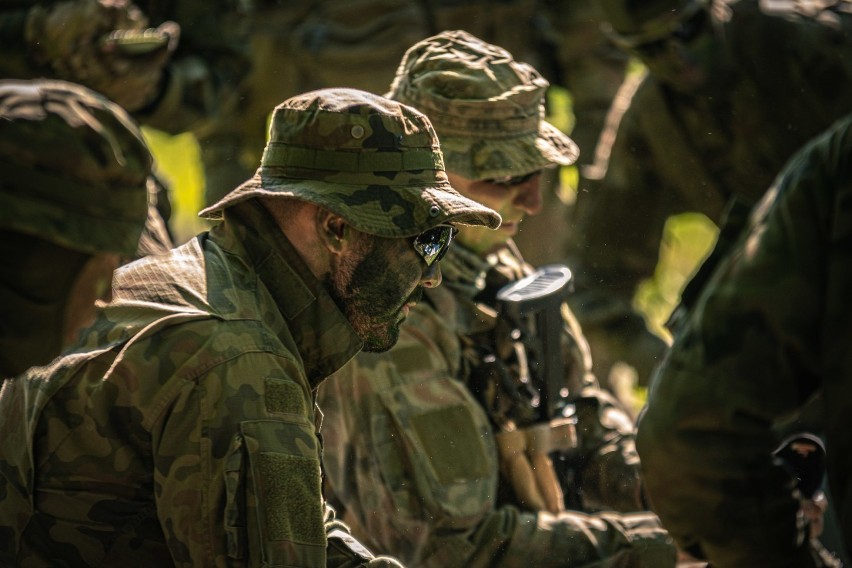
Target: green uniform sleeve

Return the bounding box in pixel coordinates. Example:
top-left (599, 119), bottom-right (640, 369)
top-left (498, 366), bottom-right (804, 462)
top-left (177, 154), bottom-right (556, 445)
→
top-left (148, 348), bottom-right (330, 566)
top-left (637, 114), bottom-right (852, 566)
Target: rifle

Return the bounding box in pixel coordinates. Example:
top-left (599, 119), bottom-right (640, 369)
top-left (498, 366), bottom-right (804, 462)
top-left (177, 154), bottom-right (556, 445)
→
top-left (496, 264), bottom-right (575, 422)
top-left (100, 25), bottom-right (176, 56)
top-left (491, 264), bottom-right (578, 513)
top-left (773, 433), bottom-right (826, 500)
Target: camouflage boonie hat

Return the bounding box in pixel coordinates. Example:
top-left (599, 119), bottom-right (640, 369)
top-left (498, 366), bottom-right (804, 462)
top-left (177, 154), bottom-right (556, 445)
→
top-left (0, 79), bottom-right (151, 256)
top-left (602, 0), bottom-right (707, 48)
top-left (200, 88), bottom-right (501, 237)
top-left (387, 30), bottom-right (579, 181)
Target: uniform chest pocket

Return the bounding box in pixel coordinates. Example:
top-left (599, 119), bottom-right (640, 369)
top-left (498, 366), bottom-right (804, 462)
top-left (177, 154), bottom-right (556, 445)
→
top-left (372, 377), bottom-right (496, 528)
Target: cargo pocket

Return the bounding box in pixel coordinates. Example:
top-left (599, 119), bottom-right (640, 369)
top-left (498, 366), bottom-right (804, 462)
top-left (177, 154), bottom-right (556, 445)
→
top-left (372, 377), bottom-right (496, 528)
top-left (235, 418), bottom-right (327, 568)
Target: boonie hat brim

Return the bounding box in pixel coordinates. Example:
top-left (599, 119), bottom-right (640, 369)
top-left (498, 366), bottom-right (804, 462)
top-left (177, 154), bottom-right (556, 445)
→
top-left (440, 120), bottom-right (579, 181)
top-left (199, 168), bottom-right (501, 238)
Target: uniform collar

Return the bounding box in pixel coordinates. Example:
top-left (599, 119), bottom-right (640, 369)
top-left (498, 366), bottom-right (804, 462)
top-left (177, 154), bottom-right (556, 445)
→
top-left (223, 200), bottom-right (363, 388)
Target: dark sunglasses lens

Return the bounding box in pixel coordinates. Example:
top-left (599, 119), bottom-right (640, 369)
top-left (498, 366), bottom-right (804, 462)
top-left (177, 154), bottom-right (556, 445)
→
top-left (486, 171), bottom-right (539, 187)
top-left (413, 225), bottom-right (455, 266)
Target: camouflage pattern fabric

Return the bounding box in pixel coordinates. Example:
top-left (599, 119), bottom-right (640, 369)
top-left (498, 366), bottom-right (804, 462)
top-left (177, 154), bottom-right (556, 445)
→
top-left (196, 0), bottom-right (547, 206)
top-left (0, 78), bottom-right (151, 257)
top-left (0, 79), bottom-right (152, 378)
top-left (636, 113), bottom-right (852, 567)
top-left (0, 199), bottom-right (397, 567)
top-left (564, 0), bottom-right (852, 387)
top-left (200, 88), bottom-right (501, 237)
top-left (170, 0), bottom-right (431, 206)
top-left (387, 30), bottom-right (578, 182)
top-left (317, 241), bottom-right (676, 568)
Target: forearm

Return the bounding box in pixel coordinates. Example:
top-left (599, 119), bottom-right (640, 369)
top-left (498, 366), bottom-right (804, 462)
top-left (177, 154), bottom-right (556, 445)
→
top-left (572, 387), bottom-right (645, 512)
top-left (132, 0), bottom-right (251, 134)
top-left (637, 380), bottom-right (815, 566)
top-left (497, 508), bottom-right (676, 568)
top-left (135, 52), bottom-right (247, 134)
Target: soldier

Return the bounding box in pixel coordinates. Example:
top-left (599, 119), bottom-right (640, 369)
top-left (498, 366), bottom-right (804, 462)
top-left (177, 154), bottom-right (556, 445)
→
top-left (636, 113), bottom-right (852, 567)
top-left (0, 0), bottom-right (179, 114)
top-left (317, 32), bottom-right (682, 568)
top-left (0, 88), bottom-right (501, 566)
top-left (0, 79), bottom-right (151, 379)
top-left (563, 0), bottom-right (852, 392)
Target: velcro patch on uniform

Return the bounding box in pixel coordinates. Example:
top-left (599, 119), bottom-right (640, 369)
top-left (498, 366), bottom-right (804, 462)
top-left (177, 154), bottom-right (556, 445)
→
top-left (265, 377), bottom-right (305, 415)
top-left (257, 452), bottom-right (325, 544)
top-left (410, 406), bottom-right (490, 484)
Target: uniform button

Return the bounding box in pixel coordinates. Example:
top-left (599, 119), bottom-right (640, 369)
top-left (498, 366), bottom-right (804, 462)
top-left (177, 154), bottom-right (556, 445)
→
top-left (429, 205), bottom-right (441, 217)
top-left (351, 125), bottom-right (365, 139)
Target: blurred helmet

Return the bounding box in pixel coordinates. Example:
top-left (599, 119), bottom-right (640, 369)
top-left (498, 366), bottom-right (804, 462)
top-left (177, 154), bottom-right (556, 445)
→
top-left (0, 79), bottom-right (151, 257)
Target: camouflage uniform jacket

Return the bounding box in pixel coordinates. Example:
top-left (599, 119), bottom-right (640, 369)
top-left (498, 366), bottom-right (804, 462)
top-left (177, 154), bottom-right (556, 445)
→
top-left (0, 200), bottom-right (386, 567)
top-left (636, 113), bottom-right (852, 566)
top-left (568, 0), bottom-right (852, 327)
top-left (317, 241), bottom-right (676, 568)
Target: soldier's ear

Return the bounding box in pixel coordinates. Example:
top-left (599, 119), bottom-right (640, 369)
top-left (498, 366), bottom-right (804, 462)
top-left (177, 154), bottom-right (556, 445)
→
top-left (316, 210), bottom-right (350, 254)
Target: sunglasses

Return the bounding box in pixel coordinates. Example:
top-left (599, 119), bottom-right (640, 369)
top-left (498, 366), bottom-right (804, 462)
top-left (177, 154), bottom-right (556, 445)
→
top-left (483, 170), bottom-right (541, 187)
top-left (410, 224), bottom-right (457, 267)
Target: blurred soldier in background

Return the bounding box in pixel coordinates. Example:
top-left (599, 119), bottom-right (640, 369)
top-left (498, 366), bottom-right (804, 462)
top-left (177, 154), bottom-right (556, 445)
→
top-left (318, 31), bottom-right (683, 568)
top-left (0, 0), bottom-right (246, 240)
top-left (0, 88), bottom-right (500, 566)
top-left (0, 0), bottom-right (632, 251)
top-left (0, 79), bottom-right (151, 380)
top-left (0, 0), bottom-right (179, 114)
top-left (198, 0), bottom-right (552, 206)
top-left (563, 0), bottom-right (852, 392)
top-left (637, 112), bottom-right (852, 568)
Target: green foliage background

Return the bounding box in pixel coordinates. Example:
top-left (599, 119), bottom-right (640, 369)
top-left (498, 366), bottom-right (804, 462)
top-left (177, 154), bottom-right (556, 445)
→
top-left (544, 85), bottom-right (718, 335)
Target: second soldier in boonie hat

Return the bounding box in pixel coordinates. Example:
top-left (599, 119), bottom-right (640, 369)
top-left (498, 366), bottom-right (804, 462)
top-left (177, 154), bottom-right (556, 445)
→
top-left (387, 29), bottom-right (579, 181)
top-left (312, 32), bottom-right (679, 568)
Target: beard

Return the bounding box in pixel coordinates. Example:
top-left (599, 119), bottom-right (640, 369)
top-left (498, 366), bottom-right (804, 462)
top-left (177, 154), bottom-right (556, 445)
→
top-left (326, 237), bottom-right (421, 353)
